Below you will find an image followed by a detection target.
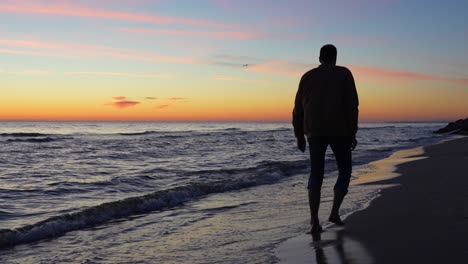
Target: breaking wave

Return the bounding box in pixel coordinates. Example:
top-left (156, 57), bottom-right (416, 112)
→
top-left (0, 159), bottom-right (307, 249)
top-left (6, 137), bottom-right (59, 143)
top-left (0, 133), bottom-right (50, 137)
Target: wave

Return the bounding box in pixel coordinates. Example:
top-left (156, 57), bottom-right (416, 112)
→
top-left (0, 159), bottom-right (308, 249)
top-left (0, 133), bottom-right (50, 137)
top-left (367, 147), bottom-right (395, 153)
top-left (119, 130), bottom-right (197, 138)
top-left (118, 127), bottom-right (291, 137)
top-left (197, 202), bottom-right (257, 213)
top-left (265, 127), bottom-right (291, 132)
top-left (0, 210), bottom-right (14, 219)
top-left (119, 129), bottom-right (231, 137)
top-left (218, 127), bottom-right (291, 134)
top-left (6, 137), bottom-right (59, 143)
top-left (359, 126), bottom-right (396, 130)
top-left (185, 159), bottom-right (308, 178)
top-left (119, 131), bottom-right (162, 136)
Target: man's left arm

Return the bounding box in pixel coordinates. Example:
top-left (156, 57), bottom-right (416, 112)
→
top-left (346, 70), bottom-right (359, 150)
top-left (292, 77), bottom-right (306, 152)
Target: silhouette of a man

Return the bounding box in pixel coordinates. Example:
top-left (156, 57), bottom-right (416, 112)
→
top-left (293, 44), bottom-right (359, 233)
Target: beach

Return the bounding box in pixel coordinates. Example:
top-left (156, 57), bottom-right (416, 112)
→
top-left (277, 137), bottom-right (468, 264)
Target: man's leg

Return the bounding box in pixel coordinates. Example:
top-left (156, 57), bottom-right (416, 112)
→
top-left (307, 136), bottom-right (328, 232)
top-left (329, 136), bottom-right (352, 225)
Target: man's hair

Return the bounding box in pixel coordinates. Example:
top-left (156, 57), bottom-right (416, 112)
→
top-left (319, 44), bottom-right (337, 62)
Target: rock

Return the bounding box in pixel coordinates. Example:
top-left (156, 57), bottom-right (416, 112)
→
top-left (434, 118), bottom-right (468, 135)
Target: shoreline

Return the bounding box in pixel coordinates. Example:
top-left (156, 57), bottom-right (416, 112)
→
top-left (345, 136), bottom-right (468, 263)
top-left (276, 136), bottom-right (468, 263)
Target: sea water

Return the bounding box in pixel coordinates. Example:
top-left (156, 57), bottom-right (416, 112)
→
top-left (0, 122), bottom-right (447, 263)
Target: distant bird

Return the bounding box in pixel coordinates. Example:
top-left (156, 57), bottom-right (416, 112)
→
top-left (243, 64), bottom-right (249, 67)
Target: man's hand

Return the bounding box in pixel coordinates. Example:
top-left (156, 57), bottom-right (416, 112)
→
top-left (351, 136), bottom-right (358, 151)
top-left (297, 136), bottom-right (306, 152)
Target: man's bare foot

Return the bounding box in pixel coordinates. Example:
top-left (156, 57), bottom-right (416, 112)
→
top-left (329, 214), bottom-right (345, 226)
top-left (308, 224), bottom-right (323, 234)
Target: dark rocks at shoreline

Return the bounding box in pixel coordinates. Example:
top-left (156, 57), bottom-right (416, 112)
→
top-left (434, 118), bottom-right (468, 135)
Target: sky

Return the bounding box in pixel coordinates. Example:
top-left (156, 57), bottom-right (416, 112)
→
top-left (1, 0), bottom-right (467, 122)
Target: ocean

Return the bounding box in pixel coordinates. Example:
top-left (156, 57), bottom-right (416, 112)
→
top-left (0, 122), bottom-right (448, 263)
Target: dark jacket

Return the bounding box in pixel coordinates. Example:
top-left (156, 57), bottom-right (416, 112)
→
top-left (293, 64), bottom-right (359, 137)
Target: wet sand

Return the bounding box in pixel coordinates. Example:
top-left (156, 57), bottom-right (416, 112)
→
top-left (276, 137), bottom-right (468, 263)
top-left (345, 137), bottom-right (468, 263)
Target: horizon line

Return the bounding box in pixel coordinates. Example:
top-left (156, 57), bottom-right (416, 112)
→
top-left (0, 119), bottom-right (454, 123)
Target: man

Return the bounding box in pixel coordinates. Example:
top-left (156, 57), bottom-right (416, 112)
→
top-left (292, 44), bottom-right (359, 233)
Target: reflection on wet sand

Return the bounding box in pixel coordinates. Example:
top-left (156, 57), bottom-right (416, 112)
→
top-left (310, 229), bottom-right (369, 264)
top-left (276, 227), bottom-right (373, 264)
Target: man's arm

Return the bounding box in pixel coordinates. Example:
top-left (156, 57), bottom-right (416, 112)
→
top-left (292, 76), bottom-right (306, 152)
top-left (345, 69), bottom-right (359, 149)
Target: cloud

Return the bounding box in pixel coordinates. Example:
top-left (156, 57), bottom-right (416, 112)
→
top-left (0, 47), bottom-right (75, 58)
top-left (153, 97), bottom-right (190, 110)
top-left (112, 101), bottom-right (140, 109)
top-left (155, 104), bottom-right (169, 109)
top-left (107, 96), bottom-right (140, 109)
top-left (226, 56), bottom-right (468, 85)
top-left (0, 1), bottom-right (232, 28)
top-left (350, 65), bottom-right (468, 85)
top-left (65, 71), bottom-right (174, 78)
top-left (105, 96), bottom-right (188, 110)
top-left (116, 28), bottom-right (264, 40)
top-left (0, 69), bottom-right (51, 75)
top-left (0, 38), bottom-right (62, 49)
top-left (0, 37), bottom-right (198, 64)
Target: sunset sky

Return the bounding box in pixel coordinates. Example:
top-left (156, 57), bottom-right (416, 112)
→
top-left (1, 0), bottom-right (467, 122)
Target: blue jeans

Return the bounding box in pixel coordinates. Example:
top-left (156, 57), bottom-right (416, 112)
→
top-left (307, 136), bottom-right (352, 194)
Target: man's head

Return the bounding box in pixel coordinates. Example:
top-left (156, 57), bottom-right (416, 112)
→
top-left (319, 44), bottom-right (337, 65)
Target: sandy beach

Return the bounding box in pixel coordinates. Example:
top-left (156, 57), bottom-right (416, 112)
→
top-left (277, 136), bottom-right (468, 264)
top-left (346, 136), bottom-right (468, 263)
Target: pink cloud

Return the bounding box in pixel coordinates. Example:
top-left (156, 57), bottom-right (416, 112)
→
top-left (112, 101), bottom-right (140, 109)
top-left (0, 37), bottom-right (198, 64)
top-left (0, 47), bottom-right (76, 58)
top-left (0, 1), bottom-right (232, 28)
top-left (107, 96), bottom-right (140, 109)
top-left (168, 97), bottom-right (185, 101)
top-left (350, 65), bottom-right (468, 85)
top-left (0, 38), bottom-right (62, 50)
top-left (116, 28), bottom-right (264, 40)
top-left (65, 71), bottom-right (174, 78)
top-left (245, 59), bottom-right (468, 85)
